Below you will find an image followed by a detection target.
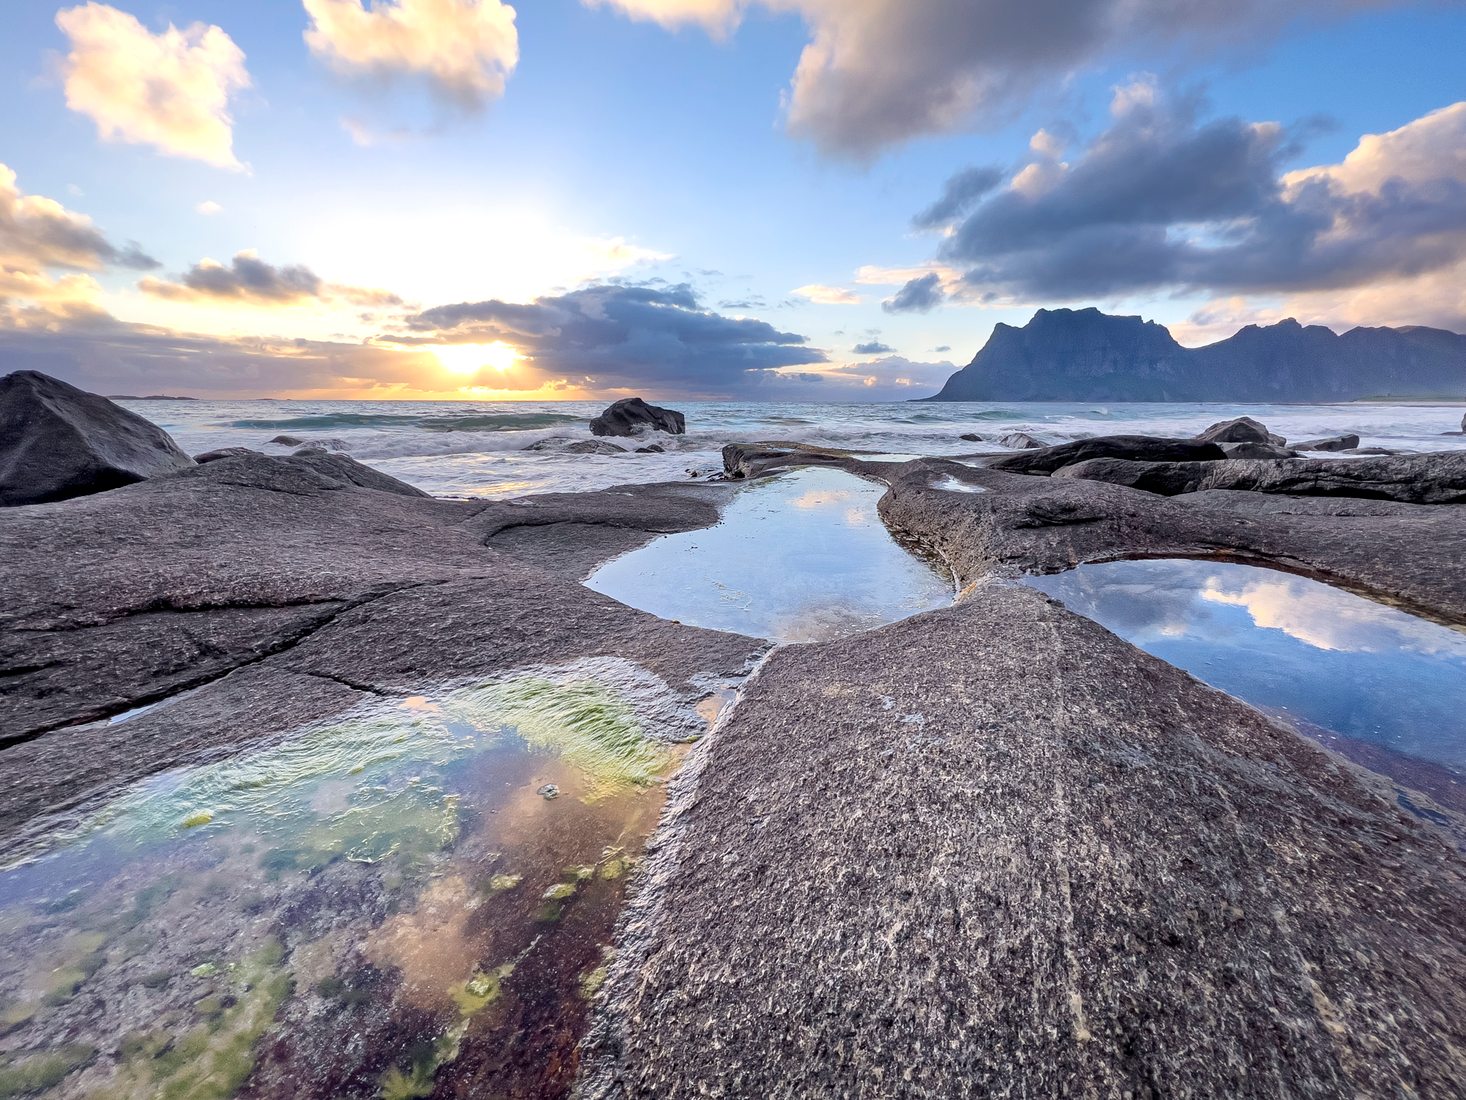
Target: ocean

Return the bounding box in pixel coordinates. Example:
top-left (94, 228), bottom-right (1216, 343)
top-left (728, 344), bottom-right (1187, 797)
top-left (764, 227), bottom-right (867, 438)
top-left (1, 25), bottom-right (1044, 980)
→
top-left (123, 398), bottom-right (1466, 499)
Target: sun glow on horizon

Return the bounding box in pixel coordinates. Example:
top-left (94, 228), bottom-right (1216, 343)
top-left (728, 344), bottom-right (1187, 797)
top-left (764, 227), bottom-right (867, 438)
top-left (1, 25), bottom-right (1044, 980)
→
top-left (435, 341), bottom-right (522, 375)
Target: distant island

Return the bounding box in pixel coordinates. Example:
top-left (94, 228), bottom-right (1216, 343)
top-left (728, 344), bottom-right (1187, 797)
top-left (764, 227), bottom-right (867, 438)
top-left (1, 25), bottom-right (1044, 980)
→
top-left (105, 394), bottom-right (198, 401)
top-left (924, 308), bottom-right (1466, 402)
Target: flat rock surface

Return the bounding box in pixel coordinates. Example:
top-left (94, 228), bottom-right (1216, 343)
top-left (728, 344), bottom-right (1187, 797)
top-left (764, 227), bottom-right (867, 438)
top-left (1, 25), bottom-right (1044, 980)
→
top-left (0, 455), bottom-right (764, 843)
top-left (581, 584), bottom-right (1466, 1098)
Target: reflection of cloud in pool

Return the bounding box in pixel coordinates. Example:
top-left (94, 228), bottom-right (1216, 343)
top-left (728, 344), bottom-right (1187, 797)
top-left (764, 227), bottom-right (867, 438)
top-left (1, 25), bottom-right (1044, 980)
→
top-left (791, 488), bottom-right (855, 509)
top-left (1200, 575), bottom-right (1466, 657)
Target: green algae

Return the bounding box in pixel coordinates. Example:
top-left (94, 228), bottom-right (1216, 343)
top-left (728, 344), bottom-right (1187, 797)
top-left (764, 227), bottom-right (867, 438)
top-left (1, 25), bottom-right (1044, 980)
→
top-left (487, 872), bottom-right (522, 892)
top-left (381, 959), bottom-right (516, 1099)
top-left (97, 939), bottom-right (290, 1100)
top-left (0, 1044), bottom-right (93, 1098)
top-left (444, 676), bottom-right (672, 801)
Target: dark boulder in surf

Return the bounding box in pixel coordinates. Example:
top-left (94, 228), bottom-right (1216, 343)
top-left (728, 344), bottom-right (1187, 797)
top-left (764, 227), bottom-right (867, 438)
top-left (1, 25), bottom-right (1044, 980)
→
top-left (590, 398), bottom-right (686, 438)
top-left (1196, 416), bottom-right (1286, 447)
top-left (0, 371), bottom-right (194, 507)
top-left (990, 435), bottom-right (1226, 475)
top-left (1295, 434), bottom-right (1361, 452)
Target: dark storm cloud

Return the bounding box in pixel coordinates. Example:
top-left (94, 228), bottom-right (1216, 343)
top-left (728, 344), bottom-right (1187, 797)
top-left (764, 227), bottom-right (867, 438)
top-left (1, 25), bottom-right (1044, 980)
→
top-left (403, 282), bottom-right (827, 389)
top-left (882, 273), bottom-right (946, 314)
top-left (923, 91), bottom-right (1466, 300)
top-left (852, 340), bottom-right (894, 354)
top-left (912, 166), bottom-right (1004, 229)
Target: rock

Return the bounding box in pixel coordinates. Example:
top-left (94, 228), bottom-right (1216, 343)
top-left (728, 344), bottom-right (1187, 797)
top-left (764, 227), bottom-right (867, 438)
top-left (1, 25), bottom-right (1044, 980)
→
top-left (1341, 446), bottom-right (1402, 456)
top-left (582, 583), bottom-right (1466, 1098)
top-left (990, 435), bottom-right (1227, 475)
top-left (1220, 442), bottom-right (1298, 460)
top-left (268, 435), bottom-right (304, 447)
top-left (1196, 417), bottom-right (1287, 447)
top-left (1053, 451), bottom-right (1466, 505)
top-left (567, 440), bottom-right (628, 455)
top-left (721, 443), bottom-right (848, 480)
top-left (590, 397), bottom-right (686, 438)
top-left (1295, 434), bottom-right (1361, 452)
top-left (959, 433), bottom-right (984, 443)
top-left (0, 370), bottom-right (195, 507)
top-left (635, 445), bottom-right (665, 454)
top-left (998, 432), bottom-right (1045, 450)
top-left (194, 447), bottom-right (264, 463)
top-left (537, 784), bottom-right (560, 800)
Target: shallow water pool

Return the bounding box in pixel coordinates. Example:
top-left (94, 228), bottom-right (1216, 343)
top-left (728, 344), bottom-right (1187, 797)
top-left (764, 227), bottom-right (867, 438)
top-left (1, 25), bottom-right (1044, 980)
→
top-left (0, 659), bottom-right (714, 1099)
top-left (585, 466), bottom-right (953, 643)
top-left (1023, 559), bottom-right (1466, 812)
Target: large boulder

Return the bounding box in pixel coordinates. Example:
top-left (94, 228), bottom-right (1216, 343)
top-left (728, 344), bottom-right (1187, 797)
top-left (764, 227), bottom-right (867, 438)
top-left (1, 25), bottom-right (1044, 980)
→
top-left (989, 435), bottom-right (1226, 475)
top-left (0, 371), bottom-right (194, 506)
top-left (589, 397), bottom-right (686, 438)
top-left (1295, 434), bottom-right (1361, 452)
top-left (1196, 417), bottom-right (1287, 447)
top-left (195, 446), bottom-right (263, 464)
top-left (1054, 451), bottom-right (1466, 505)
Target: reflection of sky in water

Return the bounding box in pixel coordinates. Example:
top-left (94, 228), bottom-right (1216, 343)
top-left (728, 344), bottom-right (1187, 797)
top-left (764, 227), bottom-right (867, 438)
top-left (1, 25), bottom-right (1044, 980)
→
top-left (585, 467), bottom-right (953, 643)
top-left (1024, 560), bottom-right (1466, 774)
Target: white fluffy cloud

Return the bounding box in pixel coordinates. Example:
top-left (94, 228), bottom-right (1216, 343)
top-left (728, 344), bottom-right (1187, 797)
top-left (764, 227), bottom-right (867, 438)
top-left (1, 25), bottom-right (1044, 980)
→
top-left (55, 3), bottom-right (250, 170)
top-left (303, 0), bottom-right (519, 108)
top-left (589, 0), bottom-right (1417, 156)
top-left (793, 283), bottom-right (861, 305)
top-left (0, 163), bottom-right (156, 280)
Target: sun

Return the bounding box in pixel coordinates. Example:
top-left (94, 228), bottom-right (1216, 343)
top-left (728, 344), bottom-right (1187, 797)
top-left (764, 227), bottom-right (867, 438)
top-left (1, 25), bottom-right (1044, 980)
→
top-left (434, 341), bottom-right (521, 376)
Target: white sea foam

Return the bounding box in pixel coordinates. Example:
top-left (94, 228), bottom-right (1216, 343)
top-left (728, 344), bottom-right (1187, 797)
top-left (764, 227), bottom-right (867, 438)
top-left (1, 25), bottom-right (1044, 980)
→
top-left (119, 397), bottom-right (1466, 500)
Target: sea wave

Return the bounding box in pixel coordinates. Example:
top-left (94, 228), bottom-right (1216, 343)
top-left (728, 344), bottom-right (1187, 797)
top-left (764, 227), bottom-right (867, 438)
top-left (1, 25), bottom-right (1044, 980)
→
top-left (227, 411), bottom-right (585, 432)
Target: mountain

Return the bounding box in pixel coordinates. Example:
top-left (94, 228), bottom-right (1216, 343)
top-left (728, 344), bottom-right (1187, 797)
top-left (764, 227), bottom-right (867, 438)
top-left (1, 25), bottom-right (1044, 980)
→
top-left (923, 308), bottom-right (1466, 402)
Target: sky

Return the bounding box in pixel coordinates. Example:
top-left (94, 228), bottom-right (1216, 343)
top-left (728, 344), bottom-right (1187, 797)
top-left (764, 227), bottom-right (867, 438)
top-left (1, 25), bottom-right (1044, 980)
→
top-left (0, 0), bottom-right (1463, 401)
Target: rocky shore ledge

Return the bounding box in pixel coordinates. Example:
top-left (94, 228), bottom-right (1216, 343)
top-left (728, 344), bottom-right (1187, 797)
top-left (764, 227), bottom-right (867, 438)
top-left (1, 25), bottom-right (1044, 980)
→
top-left (3, 378), bottom-right (1465, 1098)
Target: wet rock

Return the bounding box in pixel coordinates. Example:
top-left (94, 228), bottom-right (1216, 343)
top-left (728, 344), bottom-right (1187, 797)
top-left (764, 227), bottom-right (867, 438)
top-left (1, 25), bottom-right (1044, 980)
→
top-left (721, 443), bottom-right (848, 480)
top-left (538, 784), bottom-right (560, 800)
top-left (567, 440), bottom-right (628, 455)
top-left (194, 447), bottom-right (263, 463)
top-left (1220, 441), bottom-right (1298, 460)
top-left (997, 432), bottom-right (1045, 450)
top-left (959, 433), bottom-right (984, 443)
top-left (0, 370), bottom-right (194, 507)
top-left (589, 398), bottom-right (686, 438)
top-left (1295, 434), bottom-right (1361, 452)
top-left (990, 435), bottom-right (1226, 475)
top-left (635, 444), bottom-right (665, 454)
top-left (1196, 416), bottom-right (1286, 447)
top-left (269, 435), bottom-right (304, 446)
top-left (1342, 446), bottom-right (1402, 456)
top-left (1052, 451), bottom-right (1466, 504)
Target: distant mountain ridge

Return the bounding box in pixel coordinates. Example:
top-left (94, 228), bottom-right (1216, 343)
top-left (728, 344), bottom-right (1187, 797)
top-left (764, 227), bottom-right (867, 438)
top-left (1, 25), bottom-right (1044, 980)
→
top-left (924, 308), bottom-right (1466, 402)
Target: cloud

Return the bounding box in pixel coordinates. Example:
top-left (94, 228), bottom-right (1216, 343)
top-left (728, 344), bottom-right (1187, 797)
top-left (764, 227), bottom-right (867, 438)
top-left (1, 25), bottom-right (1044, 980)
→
top-left (925, 90), bottom-right (1466, 312)
top-left (140, 251), bottom-right (403, 308)
top-left (304, 0), bottom-right (519, 109)
top-left (793, 283), bottom-right (861, 305)
top-left (585, 0), bottom-right (743, 34)
top-left (883, 272), bottom-right (945, 314)
top-left (852, 340), bottom-right (893, 354)
top-left (1, 164), bottom-right (158, 276)
top-left (55, 3), bottom-right (250, 169)
top-left (589, 0), bottom-right (1411, 157)
top-left (197, 201), bottom-right (223, 216)
top-left (913, 166), bottom-right (1004, 229)
top-left (399, 281), bottom-right (825, 392)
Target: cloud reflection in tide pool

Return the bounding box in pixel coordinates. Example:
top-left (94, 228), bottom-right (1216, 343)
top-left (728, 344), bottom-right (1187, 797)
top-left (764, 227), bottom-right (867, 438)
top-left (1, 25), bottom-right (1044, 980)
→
top-left (585, 466), bottom-right (953, 643)
top-left (1023, 559), bottom-right (1466, 786)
